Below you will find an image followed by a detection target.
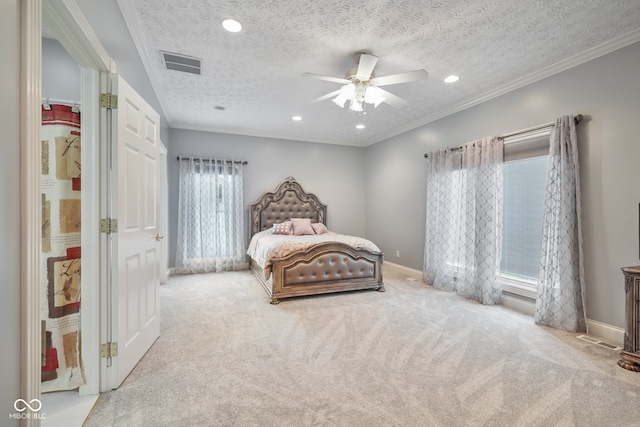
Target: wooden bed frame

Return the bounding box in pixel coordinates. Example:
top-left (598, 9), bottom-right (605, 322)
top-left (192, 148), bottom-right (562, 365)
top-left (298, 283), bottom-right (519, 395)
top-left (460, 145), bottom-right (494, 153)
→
top-left (249, 177), bottom-right (384, 304)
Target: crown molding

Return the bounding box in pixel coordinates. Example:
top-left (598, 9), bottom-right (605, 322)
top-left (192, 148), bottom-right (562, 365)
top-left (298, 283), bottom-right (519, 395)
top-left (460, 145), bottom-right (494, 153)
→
top-left (116, 0), bottom-right (173, 124)
top-left (370, 28), bottom-right (640, 146)
top-left (169, 122), bottom-right (367, 147)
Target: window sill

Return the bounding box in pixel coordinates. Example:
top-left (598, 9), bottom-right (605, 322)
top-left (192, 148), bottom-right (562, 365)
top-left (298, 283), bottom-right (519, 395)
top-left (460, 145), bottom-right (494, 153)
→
top-left (443, 263), bottom-right (538, 300)
top-left (498, 274), bottom-right (537, 300)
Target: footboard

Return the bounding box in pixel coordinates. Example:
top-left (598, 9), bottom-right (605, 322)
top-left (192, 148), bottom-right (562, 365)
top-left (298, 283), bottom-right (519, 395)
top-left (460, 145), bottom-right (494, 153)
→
top-left (269, 242), bottom-right (384, 304)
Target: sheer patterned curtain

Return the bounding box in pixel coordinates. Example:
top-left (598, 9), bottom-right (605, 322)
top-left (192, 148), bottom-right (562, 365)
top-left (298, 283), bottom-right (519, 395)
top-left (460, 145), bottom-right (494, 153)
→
top-left (535, 115), bottom-right (587, 332)
top-left (175, 157), bottom-right (248, 274)
top-left (424, 137), bottom-right (504, 305)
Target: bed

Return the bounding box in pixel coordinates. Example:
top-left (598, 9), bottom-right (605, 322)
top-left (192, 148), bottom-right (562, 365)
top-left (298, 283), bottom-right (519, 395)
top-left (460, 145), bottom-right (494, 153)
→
top-left (248, 177), bottom-right (384, 304)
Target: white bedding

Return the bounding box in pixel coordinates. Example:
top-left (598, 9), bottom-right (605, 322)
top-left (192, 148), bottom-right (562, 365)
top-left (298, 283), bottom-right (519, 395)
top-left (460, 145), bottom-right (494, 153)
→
top-left (247, 229), bottom-right (381, 276)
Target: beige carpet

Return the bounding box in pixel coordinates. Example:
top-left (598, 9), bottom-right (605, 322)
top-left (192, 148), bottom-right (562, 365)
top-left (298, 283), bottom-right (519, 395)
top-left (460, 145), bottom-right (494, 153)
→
top-left (84, 265), bottom-right (640, 426)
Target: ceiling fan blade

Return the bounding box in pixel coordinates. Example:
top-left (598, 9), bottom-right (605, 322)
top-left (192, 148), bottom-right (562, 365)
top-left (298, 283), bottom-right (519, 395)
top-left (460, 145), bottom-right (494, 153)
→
top-left (311, 89), bottom-right (341, 103)
top-left (376, 88), bottom-right (407, 108)
top-left (355, 54), bottom-right (378, 81)
top-left (302, 73), bottom-right (350, 85)
top-left (371, 69), bottom-right (428, 87)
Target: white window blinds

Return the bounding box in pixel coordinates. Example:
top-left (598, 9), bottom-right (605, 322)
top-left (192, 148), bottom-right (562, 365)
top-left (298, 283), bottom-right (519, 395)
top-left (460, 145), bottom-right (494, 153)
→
top-left (500, 155), bottom-right (548, 281)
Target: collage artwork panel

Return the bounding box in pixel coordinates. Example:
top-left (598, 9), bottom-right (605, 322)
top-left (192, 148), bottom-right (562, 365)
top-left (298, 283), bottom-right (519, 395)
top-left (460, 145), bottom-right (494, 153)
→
top-left (40, 104), bottom-right (85, 392)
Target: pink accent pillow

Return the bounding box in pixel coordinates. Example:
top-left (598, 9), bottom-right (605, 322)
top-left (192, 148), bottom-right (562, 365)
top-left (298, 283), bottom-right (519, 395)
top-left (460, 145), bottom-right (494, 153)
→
top-left (291, 218), bottom-right (316, 235)
top-left (272, 221), bottom-right (292, 235)
top-left (311, 222), bottom-right (328, 234)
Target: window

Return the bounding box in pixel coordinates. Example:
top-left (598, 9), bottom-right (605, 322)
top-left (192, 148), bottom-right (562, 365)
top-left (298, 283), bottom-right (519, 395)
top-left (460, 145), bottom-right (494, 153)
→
top-left (185, 172), bottom-right (238, 259)
top-left (175, 158), bottom-right (247, 273)
top-left (500, 155), bottom-right (548, 283)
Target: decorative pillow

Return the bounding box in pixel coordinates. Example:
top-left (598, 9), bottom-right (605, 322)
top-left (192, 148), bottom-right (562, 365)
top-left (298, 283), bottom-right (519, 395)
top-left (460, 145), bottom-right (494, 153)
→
top-left (272, 221), bottom-right (292, 235)
top-left (311, 222), bottom-right (328, 234)
top-left (291, 217), bottom-right (316, 235)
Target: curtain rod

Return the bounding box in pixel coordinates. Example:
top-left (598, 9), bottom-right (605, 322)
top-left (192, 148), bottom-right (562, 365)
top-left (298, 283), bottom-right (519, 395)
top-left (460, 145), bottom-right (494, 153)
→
top-left (176, 156), bottom-right (248, 165)
top-left (42, 97), bottom-right (81, 107)
top-left (423, 114), bottom-right (583, 158)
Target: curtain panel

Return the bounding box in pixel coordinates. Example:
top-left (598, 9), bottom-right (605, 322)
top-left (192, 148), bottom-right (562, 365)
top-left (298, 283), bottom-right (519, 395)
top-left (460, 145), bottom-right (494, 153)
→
top-left (535, 115), bottom-right (587, 332)
top-left (175, 157), bottom-right (248, 274)
top-left (41, 104), bottom-right (85, 392)
top-left (424, 137), bottom-right (504, 305)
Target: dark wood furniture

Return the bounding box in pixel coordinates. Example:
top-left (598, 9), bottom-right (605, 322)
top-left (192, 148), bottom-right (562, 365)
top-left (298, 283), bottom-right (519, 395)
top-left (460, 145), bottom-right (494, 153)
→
top-left (249, 177), bottom-right (384, 304)
top-left (619, 266), bottom-right (640, 371)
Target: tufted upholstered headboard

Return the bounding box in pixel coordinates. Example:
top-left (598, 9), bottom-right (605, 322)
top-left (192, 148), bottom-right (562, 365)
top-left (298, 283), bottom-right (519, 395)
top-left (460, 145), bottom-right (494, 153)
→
top-left (250, 177), bottom-right (327, 236)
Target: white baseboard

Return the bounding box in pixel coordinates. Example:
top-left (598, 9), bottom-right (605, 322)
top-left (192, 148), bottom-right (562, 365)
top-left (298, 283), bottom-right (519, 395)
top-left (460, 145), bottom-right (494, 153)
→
top-left (238, 259), bottom-right (627, 346)
top-left (383, 262), bottom-right (423, 281)
top-left (501, 295), bottom-right (624, 347)
top-left (587, 319), bottom-right (624, 347)
top-left (502, 294), bottom-right (536, 316)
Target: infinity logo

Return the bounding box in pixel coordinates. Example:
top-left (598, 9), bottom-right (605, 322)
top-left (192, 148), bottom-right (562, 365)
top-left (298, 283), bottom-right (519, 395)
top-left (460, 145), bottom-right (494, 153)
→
top-left (14, 399), bottom-right (42, 412)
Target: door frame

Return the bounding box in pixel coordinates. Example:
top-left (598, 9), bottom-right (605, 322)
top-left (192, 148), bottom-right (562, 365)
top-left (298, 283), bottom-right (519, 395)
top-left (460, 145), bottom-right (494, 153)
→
top-left (22, 0), bottom-right (116, 418)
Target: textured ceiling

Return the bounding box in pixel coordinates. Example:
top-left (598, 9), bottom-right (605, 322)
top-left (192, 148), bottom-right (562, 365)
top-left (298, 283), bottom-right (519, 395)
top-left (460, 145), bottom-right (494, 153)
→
top-left (117, 0), bottom-right (640, 147)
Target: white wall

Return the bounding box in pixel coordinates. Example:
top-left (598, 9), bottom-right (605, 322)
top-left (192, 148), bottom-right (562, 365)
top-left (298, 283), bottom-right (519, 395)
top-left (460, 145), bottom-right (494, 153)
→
top-left (42, 37), bottom-right (81, 101)
top-left (0, 1), bottom-right (22, 424)
top-left (167, 129), bottom-right (366, 267)
top-left (364, 41), bottom-right (640, 329)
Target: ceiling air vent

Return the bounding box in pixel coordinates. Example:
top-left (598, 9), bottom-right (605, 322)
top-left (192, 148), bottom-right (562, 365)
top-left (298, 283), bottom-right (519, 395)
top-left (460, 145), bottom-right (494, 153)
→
top-left (161, 51), bottom-right (202, 75)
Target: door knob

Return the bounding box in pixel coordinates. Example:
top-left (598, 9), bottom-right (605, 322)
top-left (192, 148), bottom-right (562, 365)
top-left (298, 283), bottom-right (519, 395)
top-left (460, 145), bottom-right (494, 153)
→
top-left (155, 233), bottom-right (165, 241)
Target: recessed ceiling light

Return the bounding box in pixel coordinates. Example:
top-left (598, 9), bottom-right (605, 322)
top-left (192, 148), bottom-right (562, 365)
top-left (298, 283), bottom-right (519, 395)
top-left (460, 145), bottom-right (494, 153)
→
top-left (356, 124), bottom-right (365, 129)
top-left (292, 116), bottom-right (302, 121)
top-left (444, 75), bottom-right (460, 83)
top-left (222, 18), bottom-right (242, 33)
top-left (214, 106), bottom-right (226, 111)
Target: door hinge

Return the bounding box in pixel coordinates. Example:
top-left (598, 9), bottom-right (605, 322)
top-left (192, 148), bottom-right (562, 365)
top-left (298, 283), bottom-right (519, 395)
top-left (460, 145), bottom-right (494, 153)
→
top-left (100, 218), bottom-right (118, 234)
top-left (101, 342), bottom-right (118, 358)
top-left (100, 93), bottom-right (118, 109)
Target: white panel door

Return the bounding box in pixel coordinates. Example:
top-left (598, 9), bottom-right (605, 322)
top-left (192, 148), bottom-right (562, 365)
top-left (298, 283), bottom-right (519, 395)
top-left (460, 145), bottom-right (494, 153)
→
top-left (111, 74), bottom-right (160, 388)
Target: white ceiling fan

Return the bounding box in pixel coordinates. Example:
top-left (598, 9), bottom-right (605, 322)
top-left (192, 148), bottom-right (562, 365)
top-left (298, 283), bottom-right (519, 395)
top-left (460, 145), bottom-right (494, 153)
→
top-left (304, 52), bottom-right (428, 113)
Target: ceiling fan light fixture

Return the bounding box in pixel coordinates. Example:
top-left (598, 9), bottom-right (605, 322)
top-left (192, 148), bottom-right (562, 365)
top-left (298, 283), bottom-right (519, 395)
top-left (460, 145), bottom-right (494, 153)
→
top-left (349, 99), bottom-right (363, 112)
top-left (364, 86), bottom-right (385, 107)
top-left (354, 81), bottom-right (367, 104)
top-left (332, 83), bottom-right (356, 108)
top-left (332, 94), bottom-right (348, 108)
top-left (341, 83), bottom-right (356, 98)
top-left (306, 54), bottom-right (426, 113)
